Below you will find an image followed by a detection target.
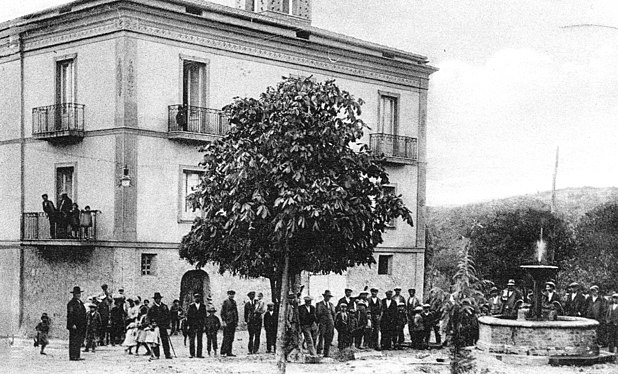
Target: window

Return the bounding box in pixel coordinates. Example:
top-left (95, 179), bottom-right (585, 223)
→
top-left (141, 254), bottom-right (157, 276)
top-left (56, 166), bottom-right (74, 204)
top-left (282, 0), bottom-right (299, 15)
top-left (180, 169), bottom-right (202, 221)
top-left (383, 185), bottom-right (396, 228)
top-left (378, 255), bottom-right (393, 275)
top-left (379, 94), bottom-right (398, 135)
top-left (183, 60), bottom-right (207, 108)
top-left (56, 58), bottom-right (76, 130)
top-left (244, 0), bottom-right (256, 11)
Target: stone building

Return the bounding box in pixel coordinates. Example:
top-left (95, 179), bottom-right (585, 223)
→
top-left (0, 0), bottom-right (436, 338)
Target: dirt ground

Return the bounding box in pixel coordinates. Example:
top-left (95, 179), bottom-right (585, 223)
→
top-left (1, 331), bottom-right (617, 374)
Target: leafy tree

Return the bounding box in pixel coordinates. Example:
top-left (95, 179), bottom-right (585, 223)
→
top-left (179, 76), bottom-right (413, 372)
top-left (468, 208), bottom-right (574, 287)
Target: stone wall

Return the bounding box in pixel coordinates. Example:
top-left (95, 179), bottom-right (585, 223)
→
top-left (477, 316), bottom-right (599, 357)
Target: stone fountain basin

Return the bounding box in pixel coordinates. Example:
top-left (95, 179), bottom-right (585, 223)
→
top-left (477, 316), bottom-right (599, 357)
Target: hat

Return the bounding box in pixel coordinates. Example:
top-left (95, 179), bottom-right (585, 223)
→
top-left (70, 286), bottom-right (82, 294)
top-left (590, 285), bottom-right (599, 291)
top-left (414, 306), bottom-right (423, 311)
top-left (370, 288), bottom-right (379, 293)
top-left (41, 313), bottom-right (49, 319)
top-left (385, 290), bottom-right (393, 295)
top-left (303, 296), bottom-right (312, 301)
top-left (247, 291), bottom-right (256, 297)
top-left (507, 279), bottom-right (515, 286)
top-left (545, 281), bottom-right (556, 288)
top-left (88, 303), bottom-right (96, 309)
top-left (408, 288), bottom-right (416, 293)
top-left (207, 306), bottom-right (217, 312)
top-left (227, 290), bottom-right (236, 295)
top-left (193, 292), bottom-right (202, 297)
top-left (423, 304), bottom-right (430, 308)
top-left (357, 300), bottom-right (367, 307)
top-left (397, 302), bottom-right (405, 307)
top-left (359, 291), bottom-right (369, 296)
top-left (568, 282), bottom-right (579, 289)
top-left (612, 294), bottom-right (618, 298)
top-left (339, 302), bottom-right (348, 307)
top-left (101, 284), bottom-right (108, 289)
top-left (267, 302), bottom-right (274, 307)
top-left (345, 288), bottom-right (353, 293)
top-left (323, 290), bottom-right (333, 297)
top-left (394, 286), bottom-right (402, 291)
top-left (153, 292), bottom-right (163, 299)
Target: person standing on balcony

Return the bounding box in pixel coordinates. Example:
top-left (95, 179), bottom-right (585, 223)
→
top-left (67, 286), bottom-right (87, 361)
top-left (176, 104), bottom-right (188, 131)
top-left (69, 203), bottom-right (81, 238)
top-left (58, 193), bottom-right (73, 238)
top-left (80, 206), bottom-right (93, 240)
top-left (41, 194), bottom-right (58, 238)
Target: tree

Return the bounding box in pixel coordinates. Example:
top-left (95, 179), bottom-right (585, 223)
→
top-left (179, 76), bottom-right (413, 372)
top-left (468, 208), bottom-right (574, 287)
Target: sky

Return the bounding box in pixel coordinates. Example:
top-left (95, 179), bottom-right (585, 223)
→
top-left (2, 0), bottom-right (618, 206)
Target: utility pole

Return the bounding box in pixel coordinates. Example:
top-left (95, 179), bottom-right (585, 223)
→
top-left (551, 146), bottom-right (559, 213)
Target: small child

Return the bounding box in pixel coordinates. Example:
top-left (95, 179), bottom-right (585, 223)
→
top-left (35, 313), bottom-right (50, 355)
top-left (80, 206), bottom-right (93, 239)
top-left (143, 321), bottom-right (161, 360)
top-left (205, 306), bottom-right (221, 356)
top-left (69, 203), bottom-right (81, 238)
top-left (84, 303), bottom-right (101, 352)
top-left (122, 321), bottom-right (138, 354)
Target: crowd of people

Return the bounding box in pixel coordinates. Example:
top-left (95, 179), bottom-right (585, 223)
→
top-left (41, 193), bottom-right (94, 239)
top-left (43, 280), bottom-right (618, 362)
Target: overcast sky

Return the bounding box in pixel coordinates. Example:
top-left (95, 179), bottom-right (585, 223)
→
top-left (2, 0), bottom-right (617, 206)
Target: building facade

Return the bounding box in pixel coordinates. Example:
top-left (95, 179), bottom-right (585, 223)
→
top-left (0, 0), bottom-right (436, 338)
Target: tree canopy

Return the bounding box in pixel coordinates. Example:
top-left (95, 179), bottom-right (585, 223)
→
top-left (179, 76), bottom-right (413, 289)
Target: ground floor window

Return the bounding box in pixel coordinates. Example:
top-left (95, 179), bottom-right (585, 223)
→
top-left (141, 253), bottom-right (157, 276)
top-left (378, 254), bottom-right (393, 275)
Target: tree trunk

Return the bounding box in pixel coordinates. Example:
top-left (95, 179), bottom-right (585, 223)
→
top-left (275, 249), bottom-right (290, 374)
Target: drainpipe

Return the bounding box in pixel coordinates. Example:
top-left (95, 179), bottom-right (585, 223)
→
top-left (17, 30), bottom-right (25, 331)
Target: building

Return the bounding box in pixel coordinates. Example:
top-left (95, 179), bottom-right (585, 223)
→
top-left (0, 0), bottom-right (436, 338)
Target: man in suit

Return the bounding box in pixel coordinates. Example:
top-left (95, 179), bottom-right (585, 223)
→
top-left (487, 287), bottom-right (502, 315)
top-left (564, 282), bottom-right (587, 317)
top-left (392, 287), bottom-right (406, 305)
top-left (148, 292), bottom-right (173, 359)
top-left (367, 288), bottom-right (382, 349)
top-left (337, 288), bottom-right (354, 311)
top-left (244, 291), bottom-right (262, 354)
top-left (41, 194), bottom-right (58, 238)
top-left (315, 290), bottom-right (336, 357)
top-left (380, 290), bottom-right (398, 350)
top-left (298, 295), bottom-right (319, 356)
top-left (221, 290), bottom-right (239, 357)
top-left (500, 279), bottom-right (523, 319)
top-left (587, 285), bottom-right (607, 346)
top-left (263, 303), bottom-right (278, 353)
top-left (606, 294), bottom-right (618, 353)
top-left (186, 292), bottom-right (207, 358)
top-left (67, 286), bottom-right (87, 361)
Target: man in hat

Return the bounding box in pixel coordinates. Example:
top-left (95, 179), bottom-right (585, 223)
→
top-left (298, 295), bottom-right (319, 356)
top-left (368, 288), bottom-right (382, 349)
top-left (606, 294), bottom-right (618, 353)
top-left (41, 194), bottom-right (58, 238)
top-left (487, 287), bottom-right (502, 316)
top-left (500, 279), bottom-right (523, 319)
top-left (380, 290), bottom-right (398, 350)
top-left (564, 282), bottom-right (587, 317)
top-left (244, 291), bottom-right (262, 354)
top-left (587, 285), bottom-right (607, 346)
top-left (263, 302), bottom-right (278, 353)
top-left (148, 292), bottom-right (172, 359)
top-left (284, 291), bottom-right (300, 359)
top-left (315, 290), bottom-right (336, 357)
top-left (67, 286), bottom-right (87, 361)
top-left (393, 287), bottom-right (406, 305)
top-left (84, 303), bottom-right (101, 353)
top-left (337, 288), bottom-right (354, 311)
top-left (540, 281), bottom-right (560, 320)
top-left (221, 290), bottom-right (239, 357)
top-left (187, 292), bottom-right (207, 358)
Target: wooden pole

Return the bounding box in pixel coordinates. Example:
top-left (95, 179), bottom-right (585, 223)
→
top-left (551, 146), bottom-right (559, 213)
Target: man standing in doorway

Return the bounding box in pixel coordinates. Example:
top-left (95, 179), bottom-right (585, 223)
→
top-left (187, 292), bottom-right (207, 358)
top-left (148, 292), bottom-right (173, 359)
top-left (67, 286), bottom-right (87, 361)
top-left (221, 290), bottom-right (239, 357)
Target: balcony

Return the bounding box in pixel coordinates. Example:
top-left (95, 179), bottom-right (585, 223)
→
top-left (21, 211), bottom-right (100, 246)
top-left (32, 103), bottom-right (85, 143)
top-left (168, 105), bottom-right (230, 143)
top-left (370, 133), bottom-right (418, 164)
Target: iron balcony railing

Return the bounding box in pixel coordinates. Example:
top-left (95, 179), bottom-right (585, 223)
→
top-left (32, 103), bottom-right (85, 137)
top-left (168, 105), bottom-right (230, 136)
top-left (370, 133), bottom-right (418, 161)
top-left (22, 211), bottom-right (99, 242)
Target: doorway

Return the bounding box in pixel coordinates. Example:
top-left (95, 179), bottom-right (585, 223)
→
top-left (179, 270), bottom-right (211, 311)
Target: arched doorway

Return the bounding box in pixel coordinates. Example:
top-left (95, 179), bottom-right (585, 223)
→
top-left (179, 270), bottom-right (211, 311)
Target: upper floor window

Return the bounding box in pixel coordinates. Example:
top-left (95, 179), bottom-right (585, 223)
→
top-left (56, 166), bottom-right (74, 204)
top-left (282, 0), bottom-right (299, 15)
top-left (56, 58), bottom-right (75, 105)
top-left (183, 60), bottom-right (207, 108)
top-left (180, 168), bottom-right (203, 221)
top-left (379, 92), bottom-right (399, 135)
top-left (244, 0), bottom-right (256, 11)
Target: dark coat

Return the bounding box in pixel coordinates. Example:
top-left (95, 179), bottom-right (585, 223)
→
top-left (263, 310), bottom-right (278, 332)
top-left (66, 298), bottom-right (87, 332)
top-left (368, 297), bottom-right (382, 320)
top-left (587, 296), bottom-right (607, 321)
top-left (298, 304), bottom-right (317, 328)
top-left (42, 200), bottom-right (56, 215)
top-left (186, 303), bottom-right (207, 330)
top-left (607, 304), bottom-right (618, 325)
top-left (564, 292), bottom-right (587, 317)
top-left (86, 311), bottom-right (101, 333)
top-left (499, 288), bottom-right (523, 317)
top-left (315, 300), bottom-right (336, 327)
top-left (244, 299), bottom-right (261, 326)
top-left (336, 296), bottom-right (353, 311)
top-left (205, 314), bottom-right (221, 335)
top-left (148, 302), bottom-right (171, 329)
top-left (380, 298), bottom-right (399, 330)
top-left (221, 299), bottom-right (239, 325)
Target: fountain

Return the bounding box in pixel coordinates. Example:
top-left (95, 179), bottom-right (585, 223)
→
top-left (476, 230), bottom-right (614, 365)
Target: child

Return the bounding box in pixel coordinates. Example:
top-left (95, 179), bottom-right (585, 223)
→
top-left (143, 321), bottom-right (161, 360)
top-left (69, 203), bottom-right (80, 238)
top-left (205, 306), bottom-right (221, 356)
top-left (85, 303), bottom-right (101, 352)
top-left (80, 206), bottom-right (93, 239)
top-left (35, 313), bottom-right (50, 355)
top-left (135, 307), bottom-right (153, 356)
top-left (122, 321), bottom-right (138, 354)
